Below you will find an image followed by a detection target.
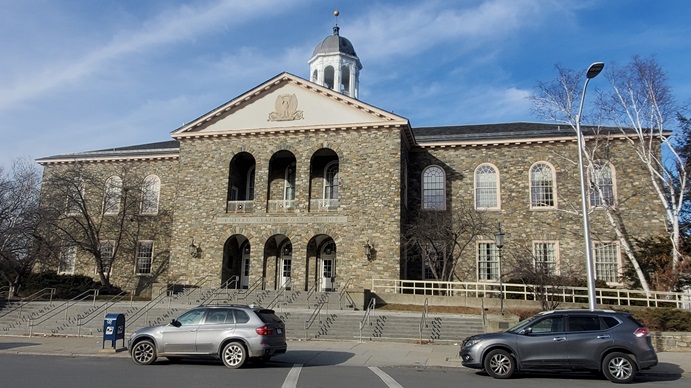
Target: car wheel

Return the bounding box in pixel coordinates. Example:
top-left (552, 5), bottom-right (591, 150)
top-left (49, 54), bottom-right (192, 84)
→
top-left (221, 342), bottom-right (247, 369)
top-left (483, 349), bottom-right (515, 379)
top-left (131, 340), bottom-right (157, 365)
top-left (602, 352), bottom-right (637, 384)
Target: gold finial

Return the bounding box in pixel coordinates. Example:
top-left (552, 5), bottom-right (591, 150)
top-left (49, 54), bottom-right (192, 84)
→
top-left (334, 10), bottom-right (339, 17)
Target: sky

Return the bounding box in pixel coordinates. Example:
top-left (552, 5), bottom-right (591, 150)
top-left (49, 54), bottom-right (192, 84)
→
top-left (2, 0), bottom-right (690, 168)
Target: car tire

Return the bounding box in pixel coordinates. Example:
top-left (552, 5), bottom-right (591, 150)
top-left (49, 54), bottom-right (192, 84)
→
top-left (602, 352), bottom-right (637, 384)
top-left (131, 339), bottom-right (157, 365)
top-left (221, 342), bottom-right (247, 369)
top-left (483, 349), bottom-right (515, 379)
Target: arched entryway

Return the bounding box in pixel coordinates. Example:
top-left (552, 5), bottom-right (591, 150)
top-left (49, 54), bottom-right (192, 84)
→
top-left (307, 235), bottom-right (337, 292)
top-left (222, 235), bottom-right (251, 289)
top-left (264, 235), bottom-right (292, 290)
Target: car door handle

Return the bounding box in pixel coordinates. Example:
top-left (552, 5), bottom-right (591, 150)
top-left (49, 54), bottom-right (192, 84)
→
top-left (553, 336), bottom-right (567, 341)
top-left (597, 335), bottom-right (611, 339)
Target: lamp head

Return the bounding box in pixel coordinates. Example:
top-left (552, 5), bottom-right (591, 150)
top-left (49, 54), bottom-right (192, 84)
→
top-left (586, 62), bottom-right (605, 79)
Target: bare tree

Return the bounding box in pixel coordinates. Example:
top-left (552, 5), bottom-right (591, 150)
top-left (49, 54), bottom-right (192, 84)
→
top-left (0, 158), bottom-right (49, 295)
top-left (40, 164), bottom-right (158, 291)
top-left (404, 201), bottom-right (492, 282)
top-left (529, 57), bottom-right (683, 292)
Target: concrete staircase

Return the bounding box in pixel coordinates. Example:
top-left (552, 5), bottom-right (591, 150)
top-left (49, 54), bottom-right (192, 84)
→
top-left (0, 288), bottom-right (485, 345)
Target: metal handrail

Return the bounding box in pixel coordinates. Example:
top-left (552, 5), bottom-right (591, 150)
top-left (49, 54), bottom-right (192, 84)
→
top-left (238, 277), bottom-right (265, 303)
top-left (304, 293), bottom-right (329, 340)
top-left (0, 287), bottom-right (56, 320)
top-left (338, 278), bottom-right (355, 310)
top-left (185, 275), bottom-right (212, 304)
top-left (124, 288), bottom-right (172, 330)
top-left (76, 291), bottom-right (127, 336)
top-left (419, 298), bottom-right (429, 344)
top-left (28, 289), bottom-right (98, 336)
top-left (267, 279), bottom-right (292, 311)
top-left (305, 281), bottom-right (318, 308)
top-left (198, 276), bottom-right (241, 306)
top-left (370, 279), bottom-right (691, 309)
top-left (359, 297), bottom-right (376, 342)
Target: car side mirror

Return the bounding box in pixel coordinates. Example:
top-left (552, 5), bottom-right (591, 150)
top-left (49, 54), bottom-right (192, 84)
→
top-left (171, 319), bottom-right (181, 327)
top-left (520, 327), bottom-right (532, 335)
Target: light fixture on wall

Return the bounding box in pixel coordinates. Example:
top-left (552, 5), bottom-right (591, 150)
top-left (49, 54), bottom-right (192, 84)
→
top-left (243, 244), bottom-right (250, 254)
top-left (189, 239), bottom-right (201, 258)
top-left (282, 243), bottom-right (292, 256)
top-left (324, 242), bottom-right (335, 255)
top-left (364, 240), bottom-right (373, 260)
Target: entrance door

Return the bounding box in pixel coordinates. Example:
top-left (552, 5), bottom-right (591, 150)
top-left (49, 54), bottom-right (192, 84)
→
top-left (240, 251), bottom-right (250, 289)
top-left (320, 258), bottom-right (334, 291)
top-left (279, 255), bottom-right (292, 289)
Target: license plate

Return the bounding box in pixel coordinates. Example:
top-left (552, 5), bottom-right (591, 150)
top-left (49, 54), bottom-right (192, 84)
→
top-left (277, 328), bottom-right (282, 334)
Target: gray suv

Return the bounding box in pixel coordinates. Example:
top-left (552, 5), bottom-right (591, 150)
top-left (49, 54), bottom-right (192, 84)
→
top-left (460, 309), bottom-right (657, 383)
top-left (128, 305), bottom-right (287, 368)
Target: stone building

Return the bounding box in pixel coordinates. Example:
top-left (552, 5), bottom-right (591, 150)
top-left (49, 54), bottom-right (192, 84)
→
top-left (36, 26), bottom-right (667, 297)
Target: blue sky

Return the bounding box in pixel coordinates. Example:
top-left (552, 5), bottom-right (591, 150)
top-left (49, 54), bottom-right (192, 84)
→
top-left (2, 0), bottom-right (690, 168)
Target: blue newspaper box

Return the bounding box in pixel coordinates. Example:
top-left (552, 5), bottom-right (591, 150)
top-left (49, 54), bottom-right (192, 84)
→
top-left (103, 313), bottom-right (125, 349)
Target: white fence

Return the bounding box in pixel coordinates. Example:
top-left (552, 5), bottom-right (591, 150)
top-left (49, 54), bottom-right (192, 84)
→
top-left (371, 279), bottom-right (691, 309)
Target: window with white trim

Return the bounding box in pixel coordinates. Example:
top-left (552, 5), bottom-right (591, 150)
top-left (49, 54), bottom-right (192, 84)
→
top-left (284, 163), bottom-right (296, 200)
top-left (66, 179), bottom-right (84, 215)
top-left (590, 162), bottom-right (615, 207)
top-left (135, 241), bottom-right (154, 275)
top-left (422, 165), bottom-right (445, 210)
top-left (533, 241), bottom-right (558, 274)
top-left (324, 161), bottom-right (339, 200)
top-left (594, 242), bottom-right (620, 283)
top-left (475, 164), bottom-right (499, 209)
top-left (530, 163), bottom-right (555, 208)
top-left (103, 176), bottom-right (122, 215)
top-left (58, 246), bottom-right (76, 274)
top-left (141, 175), bottom-right (160, 215)
top-left (99, 241), bottom-right (114, 274)
top-left (477, 242), bottom-right (499, 281)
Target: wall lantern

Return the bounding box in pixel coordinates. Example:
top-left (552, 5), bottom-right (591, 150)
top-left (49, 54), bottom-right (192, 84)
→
top-left (364, 240), bottom-right (373, 260)
top-left (189, 239), bottom-right (201, 258)
top-left (282, 243), bottom-right (292, 256)
top-left (243, 244), bottom-right (251, 254)
top-left (324, 242), bottom-right (335, 255)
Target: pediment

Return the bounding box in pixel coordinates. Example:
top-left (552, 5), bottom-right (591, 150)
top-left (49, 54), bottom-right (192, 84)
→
top-left (171, 73), bottom-right (408, 138)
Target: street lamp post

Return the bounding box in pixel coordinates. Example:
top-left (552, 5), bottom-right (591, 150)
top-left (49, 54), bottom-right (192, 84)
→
top-left (576, 62), bottom-right (604, 311)
top-left (495, 222), bottom-right (505, 315)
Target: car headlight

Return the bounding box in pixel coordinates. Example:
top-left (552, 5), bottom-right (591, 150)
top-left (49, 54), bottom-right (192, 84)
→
top-left (463, 339), bottom-right (482, 347)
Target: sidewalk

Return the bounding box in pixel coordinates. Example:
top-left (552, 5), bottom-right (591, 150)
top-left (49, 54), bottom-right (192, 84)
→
top-left (0, 334), bottom-right (688, 376)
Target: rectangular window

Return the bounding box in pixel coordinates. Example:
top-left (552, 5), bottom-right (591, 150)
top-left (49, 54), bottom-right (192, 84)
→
top-left (533, 241), bottom-right (558, 274)
top-left (58, 246), bottom-right (76, 274)
top-left (477, 242), bottom-right (499, 281)
top-left (136, 241), bottom-right (154, 275)
top-left (99, 241), bottom-right (114, 274)
top-left (594, 242), bottom-right (620, 283)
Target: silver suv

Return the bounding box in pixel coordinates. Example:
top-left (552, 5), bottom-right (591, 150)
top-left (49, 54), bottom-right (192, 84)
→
top-left (460, 309), bottom-right (657, 383)
top-left (128, 305), bottom-right (287, 368)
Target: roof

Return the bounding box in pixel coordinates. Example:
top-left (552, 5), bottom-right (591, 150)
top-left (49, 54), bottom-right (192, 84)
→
top-left (311, 26), bottom-right (362, 70)
top-left (412, 122), bottom-right (665, 145)
top-left (36, 140), bottom-right (179, 165)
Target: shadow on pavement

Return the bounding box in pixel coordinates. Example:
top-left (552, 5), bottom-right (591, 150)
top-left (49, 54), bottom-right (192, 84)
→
top-left (0, 342), bottom-right (41, 350)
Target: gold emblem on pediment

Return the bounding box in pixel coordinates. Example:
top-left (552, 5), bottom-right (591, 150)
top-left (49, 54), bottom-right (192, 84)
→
top-left (268, 94), bottom-right (304, 122)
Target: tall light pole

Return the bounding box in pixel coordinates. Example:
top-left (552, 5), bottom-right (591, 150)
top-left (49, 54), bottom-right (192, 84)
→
top-left (495, 222), bottom-right (505, 315)
top-left (576, 62), bottom-right (604, 311)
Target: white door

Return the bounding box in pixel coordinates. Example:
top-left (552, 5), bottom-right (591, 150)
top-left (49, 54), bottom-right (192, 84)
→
top-left (240, 252), bottom-right (250, 289)
top-left (320, 258), bottom-right (334, 291)
top-left (280, 255), bottom-right (292, 289)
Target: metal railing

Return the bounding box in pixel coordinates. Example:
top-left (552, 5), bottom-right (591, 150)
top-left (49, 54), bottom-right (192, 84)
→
top-left (359, 297), bottom-right (376, 342)
top-left (0, 288), bottom-right (56, 321)
top-left (226, 200), bottom-right (254, 213)
top-left (338, 278), bottom-right (355, 310)
top-left (125, 288), bottom-right (175, 330)
top-left (371, 279), bottom-right (690, 309)
top-left (28, 289), bottom-right (98, 337)
top-left (76, 291), bottom-right (128, 336)
top-left (304, 292), bottom-right (329, 340)
top-left (267, 200), bottom-right (296, 212)
top-left (199, 276), bottom-right (240, 306)
top-left (419, 298), bottom-right (429, 344)
top-left (238, 277), bottom-right (265, 304)
top-left (267, 279), bottom-right (292, 311)
top-left (305, 281), bottom-right (318, 308)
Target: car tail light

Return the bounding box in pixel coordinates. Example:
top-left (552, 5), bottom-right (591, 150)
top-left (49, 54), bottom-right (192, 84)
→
top-left (256, 325), bottom-right (273, 336)
top-left (634, 327), bottom-right (650, 337)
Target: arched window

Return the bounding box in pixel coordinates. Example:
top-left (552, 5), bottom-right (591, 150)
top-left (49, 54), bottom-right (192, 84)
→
top-left (324, 162), bottom-right (339, 200)
top-left (141, 175), bottom-right (160, 215)
top-left (475, 164), bottom-right (499, 209)
top-left (422, 165), bottom-right (445, 210)
top-left (590, 162), bottom-right (615, 207)
top-left (324, 66), bottom-right (335, 89)
top-left (530, 162), bottom-right (555, 208)
top-left (284, 163), bottom-right (296, 200)
top-left (103, 176), bottom-right (122, 215)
